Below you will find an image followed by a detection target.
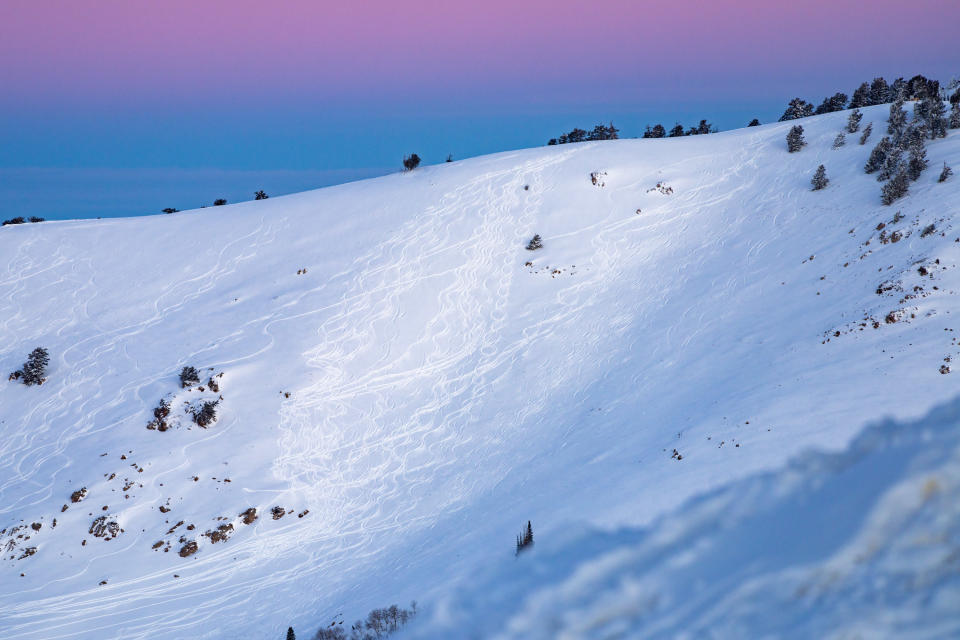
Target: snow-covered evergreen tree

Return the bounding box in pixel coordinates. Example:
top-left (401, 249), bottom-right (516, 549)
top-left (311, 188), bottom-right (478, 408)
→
top-left (832, 133), bottom-right (846, 149)
top-left (778, 98), bottom-right (814, 121)
top-left (786, 125), bottom-right (805, 152)
top-left (906, 143), bottom-right (928, 181)
top-left (877, 147), bottom-right (903, 182)
top-left (925, 97), bottom-right (948, 139)
top-left (881, 168), bottom-right (910, 205)
top-left (668, 124), bottom-right (684, 138)
top-left (887, 100), bottom-right (907, 142)
top-left (950, 101), bottom-right (960, 129)
top-left (814, 93), bottom-right (848, 115)
top-left (13, 347), bottom-right (50, 386)
top-left (865, 137), bottom-right (892, 173)
top-left (811, 165), bottom-right (829, 190)
top-left (849, 82), bottom-right (871, 108)
top-left (846, 108), bottom-right (862, 133)
top-left (870, 77), bottom-right (890, 105)
top-left (859, 122), bottom-right (873, 145)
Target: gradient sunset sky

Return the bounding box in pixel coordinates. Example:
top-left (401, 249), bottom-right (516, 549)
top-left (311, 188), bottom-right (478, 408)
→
top-left (2, 0), bottom-right (958, 219)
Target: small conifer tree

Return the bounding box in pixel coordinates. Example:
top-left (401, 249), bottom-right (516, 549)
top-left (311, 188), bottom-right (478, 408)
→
top-left (286, 626), bottom-right (296, 640)
top-left (845, 109), bottom-right (862, 133)
top-left (786, 125), bottom-right (805, 152)
top-left (939, 163), bottom-right (953, 183)
top-left (859, 122), bottom-right (873, 145)
top-left (525, 234), bottom-right (543, 251)
top-left (213, 198), bottom-right (227, 206)
top-left (926, 97), bottom-right (948, 139)
top-left (950, 101), bottom-right (960, 129)
top-left (748, 118), bottom-right (760, 127)
top-left (811, 165), bottom-right (829, 190)
top-left (254, 190), bottom-right (269, 200)
top-left (832, 133), bottom-right (846, 149)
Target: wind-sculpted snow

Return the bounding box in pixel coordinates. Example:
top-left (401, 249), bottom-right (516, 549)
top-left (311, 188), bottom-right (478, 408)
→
top-left (401, 396), bottom-right (960, 639)
top-left (0, 104), bottom-right (959, 638)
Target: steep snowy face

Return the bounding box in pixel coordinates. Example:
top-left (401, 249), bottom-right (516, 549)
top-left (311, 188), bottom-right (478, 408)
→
top-left (1, 104), bottom-right (958, 639)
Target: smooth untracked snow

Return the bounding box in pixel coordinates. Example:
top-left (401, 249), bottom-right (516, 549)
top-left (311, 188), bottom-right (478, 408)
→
top-left (1, 104), bottom-right (958, 638)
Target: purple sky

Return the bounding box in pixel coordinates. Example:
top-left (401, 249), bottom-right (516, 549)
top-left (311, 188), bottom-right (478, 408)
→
top-left (1, 0), bottom-right (958, 219)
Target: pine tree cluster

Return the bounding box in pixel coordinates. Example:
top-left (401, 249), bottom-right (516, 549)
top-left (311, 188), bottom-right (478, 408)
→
top-left (643, 119), bottom-right (715, 138)
top-left (548, 123), bottom-right (619, 145)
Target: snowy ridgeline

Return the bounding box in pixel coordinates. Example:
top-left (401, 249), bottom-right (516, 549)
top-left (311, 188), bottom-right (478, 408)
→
top-left (400, 395), bottom-right (960, 639)
top-left (0, 103), bottom-right (959, 639)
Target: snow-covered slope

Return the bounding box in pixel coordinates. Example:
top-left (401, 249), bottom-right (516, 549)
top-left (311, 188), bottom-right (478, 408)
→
top-left (1, 104), bottom-right (958, 639)
top-left (402, 396), bottom-right (960, 640)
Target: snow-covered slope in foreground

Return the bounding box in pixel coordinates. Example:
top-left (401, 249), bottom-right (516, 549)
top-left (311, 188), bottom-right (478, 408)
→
top-left (402, 396), bottom-right (960, 640)
top-left (1, 105), bottom-right (959, 639)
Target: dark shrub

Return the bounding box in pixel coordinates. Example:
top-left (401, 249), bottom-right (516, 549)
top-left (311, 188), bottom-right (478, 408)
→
top-left (191, 400), bottom-right (219, 427)
top-left (940, 163), bottom-right (954, 183)
top-left (402, 154), bottom-right (421, 171)
top-left (525, 234), bottom-right (543, 251)
top-left (179, 366), bottom-right (200, 388)
top-left (162, 208), bottom-right (179, 214)
top-left (2, 217), bottom-right (26, 226)
top-left (213, 199), bottom-right (227, 206)
top-left (254, 190), bottom-right (268, 200)
top-left (748, 118), bottom-right (760, 127)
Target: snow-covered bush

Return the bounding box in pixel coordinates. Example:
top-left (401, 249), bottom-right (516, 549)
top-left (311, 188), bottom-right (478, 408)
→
top-left (832, 133), bottom-right (846, 149)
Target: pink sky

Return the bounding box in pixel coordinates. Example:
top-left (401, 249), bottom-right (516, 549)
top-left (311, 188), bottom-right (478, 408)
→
top-left (3, 0), bottom-right (958, 108)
